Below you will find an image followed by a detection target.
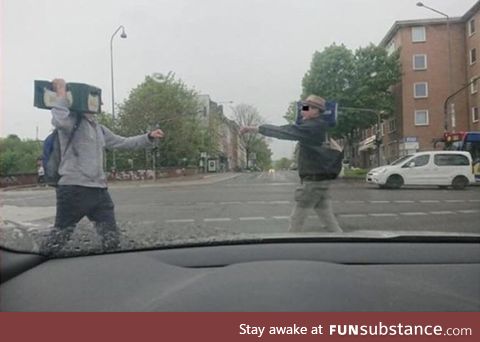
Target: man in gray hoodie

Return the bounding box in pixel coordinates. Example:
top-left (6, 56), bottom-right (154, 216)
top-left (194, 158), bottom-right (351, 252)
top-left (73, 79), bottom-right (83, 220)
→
top-left (42, 78), bottom-right (165, 255)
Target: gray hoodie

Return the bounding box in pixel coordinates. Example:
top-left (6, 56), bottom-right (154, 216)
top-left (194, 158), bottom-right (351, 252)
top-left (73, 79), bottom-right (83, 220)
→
top-left (52, 98), bottom-right (153, 188)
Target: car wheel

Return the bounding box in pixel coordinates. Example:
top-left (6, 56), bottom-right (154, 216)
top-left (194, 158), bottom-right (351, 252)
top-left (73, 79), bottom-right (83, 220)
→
top-left (385, 175), bottom-right (404, 189)
top-left (452, 176), bottom-right (468, 190)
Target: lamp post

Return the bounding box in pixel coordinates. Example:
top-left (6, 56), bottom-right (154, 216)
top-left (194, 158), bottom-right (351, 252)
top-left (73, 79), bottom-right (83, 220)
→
top-left (444, 76), bottom-right (480, 125)
top-left (416, 2), bottom-right (453, 131)
top-left (110, 25), bottom-right (127, 171)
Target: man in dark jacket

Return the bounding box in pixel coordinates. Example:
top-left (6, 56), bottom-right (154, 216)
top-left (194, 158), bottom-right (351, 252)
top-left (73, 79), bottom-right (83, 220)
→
top-left (240, 95), bottom-right (343, 232)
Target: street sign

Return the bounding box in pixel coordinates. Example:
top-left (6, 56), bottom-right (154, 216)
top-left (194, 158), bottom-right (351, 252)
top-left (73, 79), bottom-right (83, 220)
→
top-left (207, 159), bottom-right (217, 172)
top-left (403, 136), bottom-right (418, 143)
top-left (323, 101), bottom-right (338, 127)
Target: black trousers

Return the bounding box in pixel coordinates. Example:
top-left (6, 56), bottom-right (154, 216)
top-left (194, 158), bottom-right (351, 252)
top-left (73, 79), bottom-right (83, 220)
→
top-left (42, 185), bottom-right (119, 255)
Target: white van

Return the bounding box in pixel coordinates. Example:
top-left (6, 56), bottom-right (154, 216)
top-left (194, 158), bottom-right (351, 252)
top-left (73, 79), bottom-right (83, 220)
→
top-left (366, 151), bottom-right (475, 189)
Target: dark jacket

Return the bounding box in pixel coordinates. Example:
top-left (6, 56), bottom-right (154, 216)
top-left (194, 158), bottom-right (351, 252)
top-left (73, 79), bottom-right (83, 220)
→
top-left (258, 117), bottom-right (343, 180)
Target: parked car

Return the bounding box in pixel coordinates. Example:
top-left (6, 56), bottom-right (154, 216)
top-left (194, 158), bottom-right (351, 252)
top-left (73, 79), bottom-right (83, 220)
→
top-left (366, 151), bottom-right (475, 189)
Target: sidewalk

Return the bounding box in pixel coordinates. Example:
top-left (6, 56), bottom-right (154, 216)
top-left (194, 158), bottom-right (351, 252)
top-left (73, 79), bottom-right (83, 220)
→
top-left (0, 172), bottom-right (242, 192)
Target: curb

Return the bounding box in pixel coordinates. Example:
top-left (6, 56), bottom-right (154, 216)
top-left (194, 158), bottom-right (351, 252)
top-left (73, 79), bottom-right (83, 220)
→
top-left (1, 173), bottom-right (242, 192)
top-left (0, 185), bottom-right (51, 192)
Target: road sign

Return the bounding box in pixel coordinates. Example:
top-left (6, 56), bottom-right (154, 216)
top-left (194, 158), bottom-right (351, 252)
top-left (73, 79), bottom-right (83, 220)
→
top-left (207, 159), bottom-right (217, 172)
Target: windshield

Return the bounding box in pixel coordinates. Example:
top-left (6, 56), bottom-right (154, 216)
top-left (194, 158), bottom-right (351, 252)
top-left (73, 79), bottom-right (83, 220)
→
top-left (390, 155), bottom-right (413, 166)
top-left (446, 141), bottom-right (464, 151)
top-left (2, 0), bottom-right (480, 258)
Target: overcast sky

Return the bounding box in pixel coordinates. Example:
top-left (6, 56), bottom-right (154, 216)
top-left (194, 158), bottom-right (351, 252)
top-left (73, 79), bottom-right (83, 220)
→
top-left (1, 0), bottom-right (476, 159)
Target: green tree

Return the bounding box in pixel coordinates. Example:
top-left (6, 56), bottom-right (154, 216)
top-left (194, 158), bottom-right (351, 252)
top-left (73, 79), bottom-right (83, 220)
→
top-left (274, 157), bottom-right (293, 170)
top-left (302, 44), bottom-right (355, 107)
top-left (97, 112), bottom-right (117, 131)
top-left (250, 138), bottom-right (272, 170)
top-left (301, 43), bottom-right (401, 140)
top-left (0, 135), bottom-right (42, 175)
top-left (232, 103), bottom-right (265, 167)
top-left (116, 73), bottom-right (206, 169)
top-left (283, 101), bottom-right (297, 124)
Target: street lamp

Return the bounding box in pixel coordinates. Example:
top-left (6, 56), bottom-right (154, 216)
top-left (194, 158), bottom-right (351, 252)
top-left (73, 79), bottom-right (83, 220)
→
top-left (416, 2), bottom-right (453, 131)
top-left (110, 25), bottom-right (127, 171)
top-left (444, 76), bottom-right (480, 127)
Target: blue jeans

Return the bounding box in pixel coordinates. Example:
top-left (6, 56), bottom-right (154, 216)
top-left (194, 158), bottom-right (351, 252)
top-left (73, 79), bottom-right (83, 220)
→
top-left (42, 185), bottom-right (119, 255)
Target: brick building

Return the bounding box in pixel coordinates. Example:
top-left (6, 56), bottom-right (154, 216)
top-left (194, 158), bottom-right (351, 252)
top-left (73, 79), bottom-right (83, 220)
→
top-left (197, 95), bottom-right (246, 171)
top-left (357, 1), bottom-right (480, 168)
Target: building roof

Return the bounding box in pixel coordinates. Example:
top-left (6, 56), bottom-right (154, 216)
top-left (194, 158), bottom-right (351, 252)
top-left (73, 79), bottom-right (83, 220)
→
top-left (379, 17), bottom-right (463, 47)
top-left (463, 0), bottom-right (480, 21)
top-left (380, 0), bottom-right (480, 47)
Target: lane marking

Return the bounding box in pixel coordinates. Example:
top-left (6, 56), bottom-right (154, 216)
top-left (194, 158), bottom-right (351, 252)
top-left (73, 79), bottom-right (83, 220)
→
top-left (339, 214), bottom-right (368, 218)
top-left (165, 219), bottom-right (195, 223)
top-left (369, 213), bottom-right (398, 217)
top-left (430, 211), bottom-right (455, 215)
top-left (238, 217), bottom-right (266, 221)
top-left (457, 209), bottom-right (480, 214)
top-left (400, 212), bottom-right (428, 216)
top-left (204, 218), bottom-right (232, 222)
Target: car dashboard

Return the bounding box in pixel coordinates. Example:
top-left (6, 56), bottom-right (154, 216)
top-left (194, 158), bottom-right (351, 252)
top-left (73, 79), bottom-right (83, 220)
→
top-left (1, 241), bottom-right (479, 311)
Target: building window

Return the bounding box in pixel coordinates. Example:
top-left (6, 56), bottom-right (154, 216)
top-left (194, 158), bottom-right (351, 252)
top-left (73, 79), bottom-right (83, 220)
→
top-left (415, 110), bottom-right (429, 126)
top-left (469, 19), bottom-right (476, 36)
top-left (414, 82), bottom-right (428, 98)
top-left (473, 107), bottom-right (479, 123)
top-left (471, 77), bottom-right (478, 94)
top-left (413, 54), bottom-right (427, 70)
top-left (388, 119), bottom-right (397, 133)
top-left (412, 26), bottom-right (426, 42)
top-left (471, 48), bottom-right (477, 64)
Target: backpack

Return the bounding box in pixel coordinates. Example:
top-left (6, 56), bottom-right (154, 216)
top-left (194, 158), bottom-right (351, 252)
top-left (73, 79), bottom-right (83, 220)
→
top-left (42, 114), bottom-right (82, 186)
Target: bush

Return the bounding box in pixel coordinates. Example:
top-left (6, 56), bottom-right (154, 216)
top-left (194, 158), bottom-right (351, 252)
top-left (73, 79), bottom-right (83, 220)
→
top-left (344, 168), bottom-right (368, 178)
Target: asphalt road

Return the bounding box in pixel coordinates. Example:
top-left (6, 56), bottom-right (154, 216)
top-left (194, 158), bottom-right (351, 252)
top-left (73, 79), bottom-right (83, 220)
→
top-left (1, 171), bottom-right (479, 252)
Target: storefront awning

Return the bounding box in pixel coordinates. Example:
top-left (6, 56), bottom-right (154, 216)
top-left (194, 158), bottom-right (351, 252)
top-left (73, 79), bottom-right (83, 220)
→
top-left (358, 135), bottom-right (377, 152)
